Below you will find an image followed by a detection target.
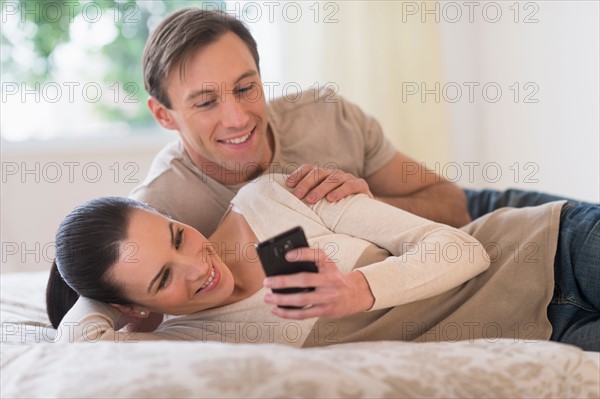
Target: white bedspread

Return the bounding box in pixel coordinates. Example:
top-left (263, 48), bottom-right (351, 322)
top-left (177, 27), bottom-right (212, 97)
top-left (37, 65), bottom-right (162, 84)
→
top-left (2, 272), bottom-right (599, 398)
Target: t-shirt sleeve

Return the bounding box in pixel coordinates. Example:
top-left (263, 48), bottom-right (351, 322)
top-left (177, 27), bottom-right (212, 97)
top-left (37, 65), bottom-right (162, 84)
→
top-left (337, 94), bottom-right (397, 177)
top-left (309, 194), bottom-right (491, 311)
top-left (130, 186), bottom-right (175, 219)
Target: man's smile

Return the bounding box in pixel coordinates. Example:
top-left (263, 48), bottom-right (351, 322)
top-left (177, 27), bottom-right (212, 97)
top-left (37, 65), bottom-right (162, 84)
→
top-left (217, 126), bottom-right (256, 147)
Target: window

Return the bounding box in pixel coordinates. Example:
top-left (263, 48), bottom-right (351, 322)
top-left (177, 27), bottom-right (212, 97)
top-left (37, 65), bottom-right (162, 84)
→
top-left (1, 0), bottom-right (205, 141)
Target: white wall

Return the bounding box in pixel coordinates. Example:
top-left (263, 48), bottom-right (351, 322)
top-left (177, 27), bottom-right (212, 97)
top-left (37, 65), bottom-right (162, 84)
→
top-left (439, 1), bottom-right (599, 200)
top-left (250, 1), bottom-right (454, 165)
top-left (253, 0), bottom-right (599, 200)
top-left (1, 134), bottom-right (174, 273)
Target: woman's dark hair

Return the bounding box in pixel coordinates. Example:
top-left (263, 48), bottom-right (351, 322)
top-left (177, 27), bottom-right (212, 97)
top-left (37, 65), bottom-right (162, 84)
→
top-left (46, 197), bottom-right (155, 329)
top-left (143, 8), bottom-right (260, 109)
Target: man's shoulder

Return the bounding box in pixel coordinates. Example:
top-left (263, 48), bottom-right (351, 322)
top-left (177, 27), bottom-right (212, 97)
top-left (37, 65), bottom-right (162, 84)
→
top-left (268, 87), bottom-right (372, 133)
top-left (138, 140), bottom-right (185, 180)
top-left (268, 86), bottom-right (344, 117)
top-left (129, 140), bottom-right (205, 201)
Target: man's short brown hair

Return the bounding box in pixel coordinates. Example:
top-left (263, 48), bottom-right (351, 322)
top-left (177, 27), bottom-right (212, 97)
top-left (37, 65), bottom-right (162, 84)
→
top-left (142, 8), bottom-right (260, 109)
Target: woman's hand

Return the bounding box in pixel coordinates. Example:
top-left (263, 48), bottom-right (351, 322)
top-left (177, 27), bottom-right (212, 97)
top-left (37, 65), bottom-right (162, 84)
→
top-left (286, 164), bottom-right (373, 204)
top-left (262, 247), bottom-right (375, 320)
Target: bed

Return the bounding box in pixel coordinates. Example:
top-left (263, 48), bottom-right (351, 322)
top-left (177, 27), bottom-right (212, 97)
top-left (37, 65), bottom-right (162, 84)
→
top-left (2, 271), bottom-right (599, 398)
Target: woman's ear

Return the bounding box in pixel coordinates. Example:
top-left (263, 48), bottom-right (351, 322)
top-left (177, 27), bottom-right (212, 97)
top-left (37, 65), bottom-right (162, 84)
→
top-left (109, 303), bottom-right (148, 319)
top-left (147, 96), bottom-right (179, 131)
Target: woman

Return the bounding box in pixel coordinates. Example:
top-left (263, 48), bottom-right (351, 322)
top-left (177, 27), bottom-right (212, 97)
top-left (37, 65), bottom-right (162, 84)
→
top-left (47, 175), bottom-right (599, 350)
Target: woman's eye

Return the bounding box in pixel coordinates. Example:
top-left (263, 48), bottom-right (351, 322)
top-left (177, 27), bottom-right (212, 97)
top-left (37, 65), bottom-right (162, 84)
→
top-left (175, 228), bottom-right (184, 250)
top-left (158, 269), bottom-right (170, 290)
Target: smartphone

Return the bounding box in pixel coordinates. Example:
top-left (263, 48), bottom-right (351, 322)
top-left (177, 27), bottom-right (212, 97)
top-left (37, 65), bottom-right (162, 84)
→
top-left (255, 226), bottom-right (318, 297)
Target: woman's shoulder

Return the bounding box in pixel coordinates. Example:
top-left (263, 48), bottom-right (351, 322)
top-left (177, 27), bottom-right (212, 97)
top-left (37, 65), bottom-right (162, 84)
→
top-left (235, 173), bottom-right (291, 201)
top-left (230, 174), bottom-right (331, 240)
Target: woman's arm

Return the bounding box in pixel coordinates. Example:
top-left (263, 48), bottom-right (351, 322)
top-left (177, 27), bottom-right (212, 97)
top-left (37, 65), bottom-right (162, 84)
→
top-left (263, 192), bottom-right (490, 318)
top-left (54, 296), bottom-right (165, 343)
top-left (309, 193), bottom-right (490, 310)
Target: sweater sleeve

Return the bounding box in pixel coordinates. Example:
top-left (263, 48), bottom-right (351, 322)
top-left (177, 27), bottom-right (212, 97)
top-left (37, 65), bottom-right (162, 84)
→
top-left (54, 297), bottom-right (170, 343)
top-left (310, 194), bottom-right (491, 311)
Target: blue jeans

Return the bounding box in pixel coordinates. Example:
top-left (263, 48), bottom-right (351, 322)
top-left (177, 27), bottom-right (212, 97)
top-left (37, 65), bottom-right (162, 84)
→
top-left (463, 188), bottom-right (596, 220)
top-left (548, 202), bottom-right (600, 351)
top-left (464, 188), bottom-right (600, 351)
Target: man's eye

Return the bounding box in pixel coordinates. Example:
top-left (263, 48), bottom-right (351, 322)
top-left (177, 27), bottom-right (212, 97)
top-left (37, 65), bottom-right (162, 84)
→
top-left (175, 228), bottom-right (184, 249)
top-left (237, 84), bottom-right (253, 94)
top-left (194, 99), bottom-right (215, 108)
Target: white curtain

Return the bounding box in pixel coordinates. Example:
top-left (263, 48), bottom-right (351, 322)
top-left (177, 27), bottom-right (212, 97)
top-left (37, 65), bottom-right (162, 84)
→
top-left (251, 1), bottom-right (599, 201)
top-left (250, 1), bottom-right (451, 164)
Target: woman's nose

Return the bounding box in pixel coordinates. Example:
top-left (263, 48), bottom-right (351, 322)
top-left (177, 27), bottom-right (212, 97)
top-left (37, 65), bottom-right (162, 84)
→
top-left (181, 258), bottom-right (210, 282)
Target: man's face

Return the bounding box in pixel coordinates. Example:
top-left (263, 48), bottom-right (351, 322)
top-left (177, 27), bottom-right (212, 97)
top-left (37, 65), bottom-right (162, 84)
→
top-left (158, 32), bottom-right (271, 184)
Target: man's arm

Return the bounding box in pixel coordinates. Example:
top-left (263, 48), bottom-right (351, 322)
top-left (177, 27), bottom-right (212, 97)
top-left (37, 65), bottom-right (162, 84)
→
top-left (286, 153), bottom-right (471, 227)
top-left (366, 152), bottom-right (471, 227)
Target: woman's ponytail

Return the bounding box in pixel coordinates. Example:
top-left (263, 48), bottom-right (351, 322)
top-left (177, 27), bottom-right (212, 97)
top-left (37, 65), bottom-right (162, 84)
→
top-left (46, 260), bottom-right (79, 329)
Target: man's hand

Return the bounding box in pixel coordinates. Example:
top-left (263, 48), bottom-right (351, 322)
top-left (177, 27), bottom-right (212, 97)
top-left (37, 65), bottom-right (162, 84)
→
top-left (262, 247), bottom-right (375, 320)
top-left (286, 164), bottom-right (372, 204)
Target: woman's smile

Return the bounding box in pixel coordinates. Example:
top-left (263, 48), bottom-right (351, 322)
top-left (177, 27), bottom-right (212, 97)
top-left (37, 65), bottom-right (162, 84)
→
top-left (195, 264), bottom-right (221, 295)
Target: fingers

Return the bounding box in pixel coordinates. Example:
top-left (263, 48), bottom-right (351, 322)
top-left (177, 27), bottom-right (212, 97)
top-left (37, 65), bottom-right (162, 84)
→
top-left (270, 303), bottom-right (327, 320)
top-left (284, 247), bottom-right (329, 265)
top-left (286, 164), bottom-right (338, 202)
top-left (262, 247), bottom-right (329, 291)
top-left (285, 164), bottom-right (371, 203)
top-left (264, 287), bottom-right (347, 320)
top-left (263, 248), bottom-right (349, 320)
top-left (264, 291), bottom-right (321, 308)
top-left (323, 177), bottom-right (372, 201)
top-left (262, 248), bottom-right (334, 288)
top-left (264, 271), bottom-right (322, 291)
top-left (263, 291), bottom-right (338, 320)
top-left (286, 164), bottom-right (327, 187)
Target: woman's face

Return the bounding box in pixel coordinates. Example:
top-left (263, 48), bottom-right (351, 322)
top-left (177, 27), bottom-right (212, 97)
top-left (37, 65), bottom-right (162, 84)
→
top-left (108, 208), bottom-right (235, 315)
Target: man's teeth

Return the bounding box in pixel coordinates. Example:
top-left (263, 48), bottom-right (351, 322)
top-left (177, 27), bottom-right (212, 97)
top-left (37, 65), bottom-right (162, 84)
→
top-left (221, 131), bottom-right (252, 144)
top-left (199, 268), bottom-right (216, 291)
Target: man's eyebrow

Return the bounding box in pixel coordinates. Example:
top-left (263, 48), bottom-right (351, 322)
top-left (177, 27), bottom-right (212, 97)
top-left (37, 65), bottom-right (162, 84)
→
top-left (185, 70), bottom-right (257, 102)
top-left (147, 222), bottom-right (175, 295)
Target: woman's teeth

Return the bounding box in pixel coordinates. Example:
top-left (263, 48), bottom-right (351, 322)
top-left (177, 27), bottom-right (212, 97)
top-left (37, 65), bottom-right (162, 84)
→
top-left (221, 130), bottom-right (252, 144)
top-left (198, 267), bottom-right (215, 292)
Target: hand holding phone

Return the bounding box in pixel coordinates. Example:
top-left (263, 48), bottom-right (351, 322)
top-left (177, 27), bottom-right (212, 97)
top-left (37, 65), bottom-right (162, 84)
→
top-left (255, 226), bottom-right (318, 299)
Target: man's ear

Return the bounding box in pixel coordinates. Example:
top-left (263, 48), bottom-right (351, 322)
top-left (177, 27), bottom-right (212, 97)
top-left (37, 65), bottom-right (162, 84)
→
top-left (109, 303), bottom-right (147, 318)
top-left (147, 96), bottom-right (179, 131)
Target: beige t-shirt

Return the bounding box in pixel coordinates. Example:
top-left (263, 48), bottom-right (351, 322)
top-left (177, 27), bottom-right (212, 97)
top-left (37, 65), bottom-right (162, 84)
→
top-left (129, 88), bottom-right (397, 236)
top-left (57, 176), bottom-right (563, 347)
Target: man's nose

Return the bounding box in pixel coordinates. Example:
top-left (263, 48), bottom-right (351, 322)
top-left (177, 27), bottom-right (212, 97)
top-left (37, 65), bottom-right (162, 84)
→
top-left (220, 98), bottom-right (250, 129)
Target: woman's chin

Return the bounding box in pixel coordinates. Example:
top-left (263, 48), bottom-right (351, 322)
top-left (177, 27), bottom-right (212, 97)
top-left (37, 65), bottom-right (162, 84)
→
top-left (193, 282), bottom-right (236, 313)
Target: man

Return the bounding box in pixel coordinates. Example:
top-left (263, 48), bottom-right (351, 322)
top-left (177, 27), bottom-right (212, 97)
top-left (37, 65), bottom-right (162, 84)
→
top-left (132, 8), bottom-right (591, 234)
top-left (130, 8), bottom-right (471, 235)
